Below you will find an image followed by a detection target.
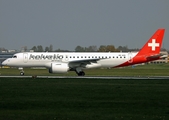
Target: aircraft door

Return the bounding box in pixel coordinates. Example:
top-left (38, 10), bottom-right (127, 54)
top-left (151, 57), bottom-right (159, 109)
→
top-left (23, 53), bottom-right (28, 63)
top-left (128, 52), bottom-right (133, 63)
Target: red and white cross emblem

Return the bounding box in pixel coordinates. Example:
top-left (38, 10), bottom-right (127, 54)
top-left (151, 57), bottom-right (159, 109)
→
top-left (148, 39), bottom-right (159, 51)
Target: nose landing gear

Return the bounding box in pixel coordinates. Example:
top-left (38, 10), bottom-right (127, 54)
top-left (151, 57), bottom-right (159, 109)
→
top-left (19, 67), bottom-right (24, 76)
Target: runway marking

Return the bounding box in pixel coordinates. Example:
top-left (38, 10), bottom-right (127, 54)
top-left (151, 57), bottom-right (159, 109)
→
top-left (0, 76), bottom-right (169, 79)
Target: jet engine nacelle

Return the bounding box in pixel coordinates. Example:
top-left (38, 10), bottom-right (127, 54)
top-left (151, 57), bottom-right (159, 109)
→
top-left (49, 63), bottom-right (69, 73)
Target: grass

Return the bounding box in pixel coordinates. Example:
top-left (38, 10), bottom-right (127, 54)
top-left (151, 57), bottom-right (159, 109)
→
top-left (0, 78), bottom-right (169, 120)
top-left (1, 63), bottom-right (169, 76)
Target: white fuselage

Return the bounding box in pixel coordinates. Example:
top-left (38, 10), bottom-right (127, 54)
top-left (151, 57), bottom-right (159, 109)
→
top-left (3, 52), bottom-right (138, 69)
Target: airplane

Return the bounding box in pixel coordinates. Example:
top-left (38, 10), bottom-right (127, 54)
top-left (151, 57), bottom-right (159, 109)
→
top-left (2, 28), bottom-right (165, 76)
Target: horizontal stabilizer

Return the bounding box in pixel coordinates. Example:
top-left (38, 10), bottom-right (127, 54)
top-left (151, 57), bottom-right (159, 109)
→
top-left (146, 54), bottom-right (161, 60)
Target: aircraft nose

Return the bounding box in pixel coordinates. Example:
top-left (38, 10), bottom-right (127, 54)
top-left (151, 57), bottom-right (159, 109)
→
top-left (2, 61), bottom-right (6, 66)
top-left (2, 60), bottom-right (8, 66)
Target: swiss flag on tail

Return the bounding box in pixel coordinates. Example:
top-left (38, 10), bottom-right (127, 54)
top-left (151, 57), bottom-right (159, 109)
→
top-left (137, 29), bottom-right (165, 56)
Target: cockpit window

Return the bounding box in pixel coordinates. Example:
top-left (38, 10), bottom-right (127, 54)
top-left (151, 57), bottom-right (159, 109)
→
top-left (12, 55), bottom-right (17, 58)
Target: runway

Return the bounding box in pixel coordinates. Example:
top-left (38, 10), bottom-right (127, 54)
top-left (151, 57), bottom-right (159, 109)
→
top-left (0, 75), bottom-right (169, 79)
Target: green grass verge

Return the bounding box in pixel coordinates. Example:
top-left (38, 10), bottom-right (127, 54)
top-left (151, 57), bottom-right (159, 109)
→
top-left (1, 63), bottom-right (169, 76)
top-left (0, 78), bottom-right (169, 120)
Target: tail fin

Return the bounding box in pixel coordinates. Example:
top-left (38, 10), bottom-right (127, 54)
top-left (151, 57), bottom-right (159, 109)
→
top-left (137, 28), bottom-right (165, 56)
top-left (114, 29), bottom-right (165, 68)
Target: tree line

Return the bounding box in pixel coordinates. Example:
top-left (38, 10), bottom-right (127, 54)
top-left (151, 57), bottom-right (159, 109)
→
top-left (31, 45), bottom-right (69, 52)
top-left (0, 45), bottom-right (168, 53)
top-left (30, 44), bottom-right (140, 52)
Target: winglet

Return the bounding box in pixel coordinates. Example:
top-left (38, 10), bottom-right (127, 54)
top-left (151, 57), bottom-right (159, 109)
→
top-left (137, 28), bottom-right (165, 56)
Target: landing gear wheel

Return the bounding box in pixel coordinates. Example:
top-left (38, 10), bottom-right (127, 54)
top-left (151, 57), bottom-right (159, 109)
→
top-left (20, 72), bottom-right (24, 76)
top-left (78, 71), bottom-right (85, 76)
top-left (81, 71), bottom-right (85, 76)
top-left (75, 68), bottom-right (85, 76)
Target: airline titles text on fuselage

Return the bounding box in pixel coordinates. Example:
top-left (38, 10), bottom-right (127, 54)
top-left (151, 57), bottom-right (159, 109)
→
top-left (29, 54), bottom-right (63, 60)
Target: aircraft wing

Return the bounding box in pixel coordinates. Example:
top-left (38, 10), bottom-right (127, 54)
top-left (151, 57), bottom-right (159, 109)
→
top-left (68, 58), bottom-right (101, 69)
top-left (69, 58), bottom-right (100, 64)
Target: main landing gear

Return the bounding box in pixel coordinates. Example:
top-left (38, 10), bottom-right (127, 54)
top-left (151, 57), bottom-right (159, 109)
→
top-left (19, 67), bottom-right (24, 76)
top-left (75, 68), bottom-right (85, 76)
top-left (76, 71), bottom-right (85, 76)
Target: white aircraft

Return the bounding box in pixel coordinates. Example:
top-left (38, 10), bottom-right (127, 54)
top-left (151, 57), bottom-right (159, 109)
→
top-left (2, 29), bottom-right (165, 76)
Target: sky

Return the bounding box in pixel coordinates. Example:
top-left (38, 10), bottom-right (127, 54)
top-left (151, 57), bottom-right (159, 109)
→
top-left (0, 0), bottom-right (169, 51)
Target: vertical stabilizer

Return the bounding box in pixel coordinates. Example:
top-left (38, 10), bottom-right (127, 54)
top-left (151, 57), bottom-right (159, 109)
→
top-left (137, 29), bottom-right (165, 56)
